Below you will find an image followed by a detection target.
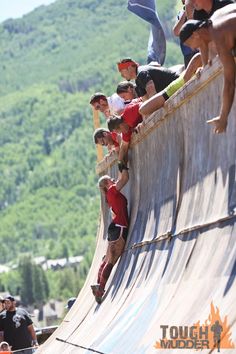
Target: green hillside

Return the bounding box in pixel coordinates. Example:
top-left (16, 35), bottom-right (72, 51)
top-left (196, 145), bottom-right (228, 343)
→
top-left (0, 0), bottom-right (182, 300)
top-left (0, 0), bottom-right (182, 95)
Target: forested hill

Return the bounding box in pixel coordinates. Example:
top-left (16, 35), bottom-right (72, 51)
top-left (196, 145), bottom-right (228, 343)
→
top-left (0, 0), bottom-right (181, 267)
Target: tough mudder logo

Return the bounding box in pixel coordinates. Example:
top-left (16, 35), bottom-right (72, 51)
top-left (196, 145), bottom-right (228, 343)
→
top-left (154, 303), bottom-right (235, 351)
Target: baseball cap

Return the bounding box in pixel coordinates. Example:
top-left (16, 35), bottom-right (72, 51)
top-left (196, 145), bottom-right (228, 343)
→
top-left (179, 19), bottom-right (205, 43)
top-left (4, 295), bottom-right (15, 302)
top-left (0, 341), bottom-right (10, 348)
top-left (65, 297), bottom-right (76, 309)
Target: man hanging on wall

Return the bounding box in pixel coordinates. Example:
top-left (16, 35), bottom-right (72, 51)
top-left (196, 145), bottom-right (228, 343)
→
top-left (91, 168), bottom-right (129, 304)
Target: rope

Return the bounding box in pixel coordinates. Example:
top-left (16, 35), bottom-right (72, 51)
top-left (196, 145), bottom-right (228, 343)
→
top-left (56, 337), bottom-right (106, 354)
top-left (126, 212), bottom-right (236, 251)
top-left (11, 345), bottom-right (38, 353)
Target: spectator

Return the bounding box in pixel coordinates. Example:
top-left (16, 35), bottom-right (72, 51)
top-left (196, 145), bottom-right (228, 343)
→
top-left (192, 0), bottom-right (234, 20)
top-left (89, 92), bottom-right (125, 118)
top-left (179, 4), bottom-right (236, 133)
top-left (0, 300), bottom-right (5, 351)
top-left (117, 58), bottom-right (179, 100)
top-left (91, 169), bottom-right (129, 304)
top-left (139, 52), bottom-right (202, 116)
top-left (65, 297), bottom-right (76, 311)
top-left (0, 295), bottom-right (38, 354)
top-left (173, 0), bottom-right (198, 67)
top-left (107, 101), bottom-right (143, 167)
top-left (0, 299), bottom-right (5, 314)
top-left (0, 341), bottom-right (11, 353)
top-left (93, 128), bottom-right (120, 154)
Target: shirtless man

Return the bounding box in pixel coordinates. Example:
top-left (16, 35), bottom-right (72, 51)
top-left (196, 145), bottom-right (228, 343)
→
top-left (179, 4), bottom-right (236, 133)
top-left (91, 169), bottom-right (129, 303)
top-left (192, 0), bottom-right (234, 20)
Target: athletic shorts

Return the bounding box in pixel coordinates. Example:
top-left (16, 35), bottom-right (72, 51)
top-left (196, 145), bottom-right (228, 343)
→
top-left (107, 222), bottom-right (128, 242)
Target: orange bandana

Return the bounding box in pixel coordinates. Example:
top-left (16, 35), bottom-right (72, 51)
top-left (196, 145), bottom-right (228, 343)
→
top-left (117, 61), bottom-right (138, 71)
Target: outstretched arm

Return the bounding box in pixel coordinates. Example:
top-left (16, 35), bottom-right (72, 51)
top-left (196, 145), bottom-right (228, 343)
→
top-left (118, 140), bottom-right (129, 163)
top-left (207, 50), bottom-right (235, 133)
top-left (199, 41), bottom-right (210, 67)
top-left (116, 169), bottom-right (129, 191)
top-left (183, 52), bottom-right (202, 82)
top-left (173, 9), bottom-right (186, 37)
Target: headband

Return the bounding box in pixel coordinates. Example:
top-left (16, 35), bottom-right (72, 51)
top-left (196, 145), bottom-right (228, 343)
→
top-left (117, 61), bottom-right (139, 71)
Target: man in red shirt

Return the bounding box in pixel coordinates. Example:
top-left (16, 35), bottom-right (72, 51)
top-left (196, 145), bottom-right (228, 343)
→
top-left (91, 169), bottom-right (129, 303)
top-left (107, 101), bottom-right (143, 171)
top-left (93, 128), bottom-right (120, 154)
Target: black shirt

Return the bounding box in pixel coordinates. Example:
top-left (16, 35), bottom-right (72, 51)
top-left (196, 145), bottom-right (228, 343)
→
top-left (193, 0), bottom-right (235, 20)
top-left (135, 65), bottom-right (179, 97)
top-left (0, 308), bottom-right (33, 350)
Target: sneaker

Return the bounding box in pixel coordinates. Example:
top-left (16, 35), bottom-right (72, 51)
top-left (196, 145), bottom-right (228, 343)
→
top-left (91, 285), bottom-right (105, 303)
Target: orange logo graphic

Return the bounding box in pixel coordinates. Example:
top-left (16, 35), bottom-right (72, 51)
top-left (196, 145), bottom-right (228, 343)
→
top-left (154, 302), bottom-right (235, 351)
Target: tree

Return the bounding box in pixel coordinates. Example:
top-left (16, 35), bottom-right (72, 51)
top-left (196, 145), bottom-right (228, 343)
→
top-left (18, 255), bottom-right (49, 306)
top-left (19, 255), bottom-right (34, 305)
top-left (33, 264), bottom-right (49, 306)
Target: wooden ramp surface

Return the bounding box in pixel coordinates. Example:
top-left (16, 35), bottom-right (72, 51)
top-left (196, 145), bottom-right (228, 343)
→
top-left (36, 57), bottom-right (236, 354)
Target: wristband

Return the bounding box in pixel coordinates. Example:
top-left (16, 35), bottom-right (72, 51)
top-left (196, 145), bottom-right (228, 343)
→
top-left (118, 160), bottom-right (128, 173)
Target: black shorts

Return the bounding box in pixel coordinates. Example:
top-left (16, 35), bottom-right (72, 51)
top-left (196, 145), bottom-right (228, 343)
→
top-left (107, 222), bottom-right (128, 242)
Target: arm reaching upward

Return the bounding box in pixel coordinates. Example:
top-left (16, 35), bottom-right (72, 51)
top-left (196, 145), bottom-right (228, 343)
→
top-left (116, 169), bottom-right (129, 191)
top-left (199, 41), bottom-right (210, 66)
top-left (173, 9), bottom-right (187, 36)
top-left (118, 140), bottom-right (129, 163)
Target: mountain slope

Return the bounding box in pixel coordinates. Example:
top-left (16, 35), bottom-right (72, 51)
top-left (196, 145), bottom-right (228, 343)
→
top-left (0, 0), bottom-right (181, 268)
